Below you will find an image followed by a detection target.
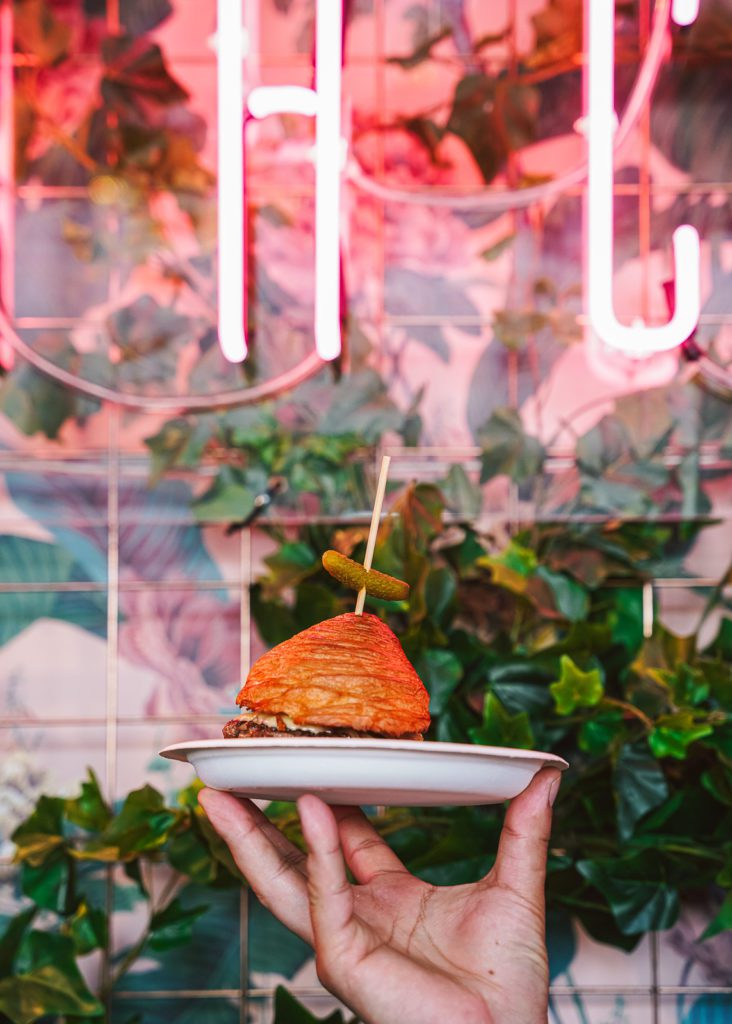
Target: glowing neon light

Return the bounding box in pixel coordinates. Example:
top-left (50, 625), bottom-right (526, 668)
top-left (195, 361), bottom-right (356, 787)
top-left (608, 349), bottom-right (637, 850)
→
top-left (586, 0), bottom-right (700, 357)
top-left (0, 2), bottom-right (14, 370)
top-left (247, 0), bottom-right (343, 361)
top-left (216, 0), bottom-right (247, 362)
top-left (671, 0), bottom-right (700, 27)
top-left (247, 87), bottom-right (319, 118)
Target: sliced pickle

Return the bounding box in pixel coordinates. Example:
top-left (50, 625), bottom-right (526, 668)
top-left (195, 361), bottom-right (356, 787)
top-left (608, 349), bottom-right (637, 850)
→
top-left (322, 550), bottom-right (409, 600)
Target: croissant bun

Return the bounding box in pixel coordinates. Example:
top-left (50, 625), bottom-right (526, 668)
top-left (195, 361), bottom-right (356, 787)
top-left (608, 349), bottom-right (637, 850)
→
top-left (237, 612), bottom-right (431, 736)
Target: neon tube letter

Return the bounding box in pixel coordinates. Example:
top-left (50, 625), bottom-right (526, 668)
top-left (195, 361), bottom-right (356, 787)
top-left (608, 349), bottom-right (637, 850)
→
top-left (247, 1), bottom-right (344, 362)
top-left (586, 0), bottom-right (700, 357)
top-left (217, 0), bottom-right (247, 362)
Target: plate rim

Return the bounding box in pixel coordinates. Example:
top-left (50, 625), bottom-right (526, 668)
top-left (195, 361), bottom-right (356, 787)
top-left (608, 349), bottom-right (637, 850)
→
top-left (159, 737), bottom-right (569, 769)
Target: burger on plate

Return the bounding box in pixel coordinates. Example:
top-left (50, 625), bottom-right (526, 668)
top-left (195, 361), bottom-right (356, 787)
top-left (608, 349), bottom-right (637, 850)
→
top-left (222, 611), bottom-right (431, 741)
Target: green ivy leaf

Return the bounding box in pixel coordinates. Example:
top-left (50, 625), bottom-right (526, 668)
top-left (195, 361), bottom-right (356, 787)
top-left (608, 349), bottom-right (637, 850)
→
top-left (703, 722), bottom-right (732, 758)
top-left (648, 711), bottom-right (714, 759)
top-left (64, 901), bottom-right (108, 956)
top-left (20, 853), bottom-right (68, 913)
top-left (701, 766), bottom-right (732, 807)
top-left (479, 540), bottom-right (539, 602)
top-left (536, 567), bottom-right (589, 623)
top-left (79, 785), bottom-right (181, 860)
top-left (293, 583), bottom-right (343, 630)
top-left (264, 542), bottom-right (319, 592)
top-left (318, 370), bottom-right (404, 443)
top-left (65, 769), bottom-right (112, 833)
top-left (387, 26), bottom-right (452, 70)
top-left (671, 665), bottom-right (711, 707)
top-left (0, 356), bottom-right (79, 440)
top-left (273, 985), bottom-right (347, 1023)
top-left (0, 908), bottom-right (36, 977)
top-left (148, 897), bottom-right (208, 952)
top-left (550, 655), bottom-right (604, 715)
top-left (446, 74), bottom-right (537, 184)
top-left (491, 539), bottom-right (538, 576)
top-left (699, 889), bottom-right (732, 941)
top-left (166, 827), bottom-right (218, 885)
top-left (191, 467), bottom-right (256, 524)
top-left (439, 464), bottom-right (482, 518)
top-left (469, 693), bottom-right (534, 749)
top-left (705, 616), bottom-right (732, 662)
top-left (11, 796), bottom-right (66, 866)
top-left (608, 588), bottom-right (645, 655)
top-left (424, 567), bottom-right (457, 626)
top-left (614, 743), bottom-right (669, 841)
top-left (578, 708), bottom-right (625, 755)
top-left (0, 931), bottom-right (103, 1024)
top-left (251, 586), bottom-right (299, 647)
top-left (415, 649), bottom-right (463, 716)
top-left (477, 408), bottom-right (545, 484)
top-left (577, 857), bottom-right (679, 935)
top-left (191, 811), bottom-right (246, 886)
top-left (144, 418), bottom-right (210, 485)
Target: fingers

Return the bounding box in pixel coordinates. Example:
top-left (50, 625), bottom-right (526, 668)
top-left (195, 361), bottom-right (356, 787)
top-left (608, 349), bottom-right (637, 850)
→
top-left (297, 795), bottom-right (360, 954)
top-left (331, 806), bottom-right (408, 884)
top-left (198, 788), bottom-right (312, 943)
top-left (489, 767), bottom-right (561, 903)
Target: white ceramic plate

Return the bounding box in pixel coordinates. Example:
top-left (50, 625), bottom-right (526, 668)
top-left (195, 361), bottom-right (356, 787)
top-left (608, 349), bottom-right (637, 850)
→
top-left (159, 738), bottom-right (569, 806)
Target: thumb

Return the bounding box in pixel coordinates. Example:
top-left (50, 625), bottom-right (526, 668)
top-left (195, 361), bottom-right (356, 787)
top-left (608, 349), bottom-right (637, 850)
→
top-left (297, 795), bottom-right (358, 955)
top-left (489, 767), bottom-right (561, 903)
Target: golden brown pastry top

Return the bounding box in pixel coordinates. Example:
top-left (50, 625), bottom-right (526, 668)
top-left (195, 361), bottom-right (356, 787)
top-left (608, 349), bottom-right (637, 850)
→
top-left (237, 612), bottom-right (431, 736)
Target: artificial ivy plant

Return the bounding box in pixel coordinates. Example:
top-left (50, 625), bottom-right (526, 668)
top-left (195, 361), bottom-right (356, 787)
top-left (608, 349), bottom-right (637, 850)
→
top-left (2, 445), bottom-right (732, 1021)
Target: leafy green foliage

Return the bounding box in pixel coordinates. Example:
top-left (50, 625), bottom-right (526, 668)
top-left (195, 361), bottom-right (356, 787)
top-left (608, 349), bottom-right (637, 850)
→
top-left (701, 890), bottom-right (732, 941)
top-left (0, 345), bottom-right (99, 440)
top-left (576, 855), bottom-right (680, 935)
top-left (148, 364), bottom-right (414, 521)
top-left (273, 985), bottom-right (349, 1023)
top-left (649, 711), bottom-right (715, 760)
top-left (2, 6), bottom-right (732, 1017)
top-left (3, 473), bottom-right (732, 1017)
top-left (148, 898), bottom-right (208, 952)
top-left (470, 692), bottom-right (534, 749)
top-left (549, 656), bottom-right (604, 715)
top-left (0, 931), bottom-right (104, 1024)
top-left (613, 743), bottom-right (669, 841)
top-left (1, 773), bottom-right (243, 1023)
top-left (253, 483), bottom-right (732, 951)
top-left (478, 408), bottom-right (545, 485)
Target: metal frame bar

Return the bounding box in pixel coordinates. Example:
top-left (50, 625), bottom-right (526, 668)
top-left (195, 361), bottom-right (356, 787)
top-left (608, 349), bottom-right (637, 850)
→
top-left (2, 1), bottom-right (731, 1018)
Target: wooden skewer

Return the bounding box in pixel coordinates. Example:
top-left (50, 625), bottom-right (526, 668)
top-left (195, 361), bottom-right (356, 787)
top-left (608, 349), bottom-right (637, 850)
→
top-left (355, 454), bottom-right (391, 615)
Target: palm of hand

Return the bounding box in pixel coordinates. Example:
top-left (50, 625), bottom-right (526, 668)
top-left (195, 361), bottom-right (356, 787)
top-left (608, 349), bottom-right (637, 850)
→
top-left (199, 768), bottom-right (558, 1024)
top-left (332, 867), bottom-right (548, 1024)
top-left (350, 868), bottom-right (548, 1019)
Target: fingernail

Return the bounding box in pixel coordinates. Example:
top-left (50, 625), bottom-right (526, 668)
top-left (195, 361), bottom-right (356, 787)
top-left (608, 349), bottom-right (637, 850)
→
top-left (548, 776), bottom-right (560, 808)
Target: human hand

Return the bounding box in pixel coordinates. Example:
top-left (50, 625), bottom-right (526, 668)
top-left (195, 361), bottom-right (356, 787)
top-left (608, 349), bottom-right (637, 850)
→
top-left (199, 767), bottom-right (561, 1024)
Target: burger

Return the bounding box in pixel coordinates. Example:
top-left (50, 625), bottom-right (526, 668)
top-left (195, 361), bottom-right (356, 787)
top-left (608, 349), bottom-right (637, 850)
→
top-left (222, 611), bottom-right (431, 741)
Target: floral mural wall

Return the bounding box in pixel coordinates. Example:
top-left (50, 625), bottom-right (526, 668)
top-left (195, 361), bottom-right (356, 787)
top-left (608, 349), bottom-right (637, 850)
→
top-left (1, 1), bottom-right (732, 1022)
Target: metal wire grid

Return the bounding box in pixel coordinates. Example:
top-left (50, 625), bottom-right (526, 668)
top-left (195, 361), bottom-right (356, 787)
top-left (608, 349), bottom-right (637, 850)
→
top-left (3, 454), bottom-right (732, 1022)
top-left (4, 476), bottom-right (730, 1023)
top-left (2, 440), bottom-right (728, 1015)
top-left (1, 0), bottom-right (731, 1021)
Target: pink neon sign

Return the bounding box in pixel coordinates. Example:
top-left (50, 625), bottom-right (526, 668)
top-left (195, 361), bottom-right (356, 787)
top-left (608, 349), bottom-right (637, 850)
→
top-left (216, 0), bottom-right (343, 364)
top-left (586, 0), bottom-right (701, 357)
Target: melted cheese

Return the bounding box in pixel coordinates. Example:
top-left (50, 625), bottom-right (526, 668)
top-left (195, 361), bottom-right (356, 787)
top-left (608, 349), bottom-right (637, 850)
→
top-left (235, 708), bottom-right (326, 734)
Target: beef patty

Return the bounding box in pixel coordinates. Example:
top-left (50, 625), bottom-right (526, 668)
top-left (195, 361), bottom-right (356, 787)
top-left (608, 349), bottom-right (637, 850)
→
top-left (222, 717), bottom-right (422, 740)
